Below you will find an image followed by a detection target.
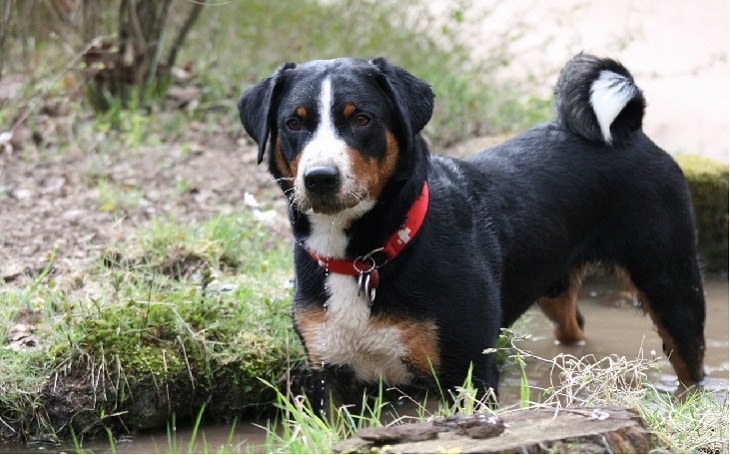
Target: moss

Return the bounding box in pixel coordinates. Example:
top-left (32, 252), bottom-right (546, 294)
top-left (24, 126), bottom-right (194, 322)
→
top-left (24, 211), bottom-right (301, 442)
top-left (675, 155), bottom-right (729, 272)
top-left (58, 286), bottom-right (296, 428)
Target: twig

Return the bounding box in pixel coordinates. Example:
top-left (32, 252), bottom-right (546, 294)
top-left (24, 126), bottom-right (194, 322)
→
top-left (177, 335), bottom-right (196, 392)
top-left (165, 2), bottom-right (204, 71)
top-left (0, 415), bottom-right (15, 433)
top-left (0, 0), bottom-right (12, 81)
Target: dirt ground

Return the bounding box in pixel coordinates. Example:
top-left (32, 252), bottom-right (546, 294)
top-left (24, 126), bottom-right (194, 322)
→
top-left (0, 107), bottom-right (291, 285)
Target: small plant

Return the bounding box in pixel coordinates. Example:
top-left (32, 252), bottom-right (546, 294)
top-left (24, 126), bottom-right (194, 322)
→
top-left (490, 331), bottom-right (728, 453)
top-left (260, 379), bottom-right (344, 454)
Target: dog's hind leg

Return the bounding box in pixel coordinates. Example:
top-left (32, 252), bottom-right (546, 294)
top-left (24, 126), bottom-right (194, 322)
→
top-left (538, 269), bottom-right (588, 345)
top-left (539, 288), bottom-right (586, 345)
top-left (628, 264), bottom-right (706, 388)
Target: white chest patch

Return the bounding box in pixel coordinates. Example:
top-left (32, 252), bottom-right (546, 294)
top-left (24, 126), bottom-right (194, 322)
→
top-left (315, 274), bottom-right (413, 385)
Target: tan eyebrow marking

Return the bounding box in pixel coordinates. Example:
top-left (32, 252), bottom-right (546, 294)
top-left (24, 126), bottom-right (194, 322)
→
top-left (343, 103), bottom-right (356, 119)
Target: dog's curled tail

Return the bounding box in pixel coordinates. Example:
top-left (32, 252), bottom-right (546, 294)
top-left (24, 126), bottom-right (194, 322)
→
top-left (554, 53), bottom-right (646, 146)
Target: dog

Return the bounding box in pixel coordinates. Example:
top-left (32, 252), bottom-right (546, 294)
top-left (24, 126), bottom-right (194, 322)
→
top-left (238, 53), bottom-right (706, 408)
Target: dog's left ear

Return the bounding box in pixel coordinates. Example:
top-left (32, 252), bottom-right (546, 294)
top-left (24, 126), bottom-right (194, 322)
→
top-left (238, 62), bottom-right (296, 164)
top-left (370, 58), bottom-right (435, 143)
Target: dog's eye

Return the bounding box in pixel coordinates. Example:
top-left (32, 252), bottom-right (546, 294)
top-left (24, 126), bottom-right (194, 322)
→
top-left (285, 118), bottom-right (303, 131)
top-left (352, 114), bottom-right (370, 127)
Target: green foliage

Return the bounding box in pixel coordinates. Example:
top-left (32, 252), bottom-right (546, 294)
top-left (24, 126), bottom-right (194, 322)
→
top-left (67, 212), bottom-right (298, 404)
top-left (92, 89), bottom-right (150, 148)
top-left (2, 0), bottom-right (552, 154)
top-left (639, 387), bottom-right (728, 453)
top-left (184, 0), bottom-right (551, 144)
top-left (491, 335), bottom-right (728, 453)
top-left (260, 368), bottom-right (499, 454)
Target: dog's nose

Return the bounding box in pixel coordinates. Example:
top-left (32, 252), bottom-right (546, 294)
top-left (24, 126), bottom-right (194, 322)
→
top-left (304, 165), bottom-right (341, 194)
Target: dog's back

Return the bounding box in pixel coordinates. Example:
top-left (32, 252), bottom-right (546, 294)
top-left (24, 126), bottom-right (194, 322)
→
top-left (466, 53), bottom-right (705, 387)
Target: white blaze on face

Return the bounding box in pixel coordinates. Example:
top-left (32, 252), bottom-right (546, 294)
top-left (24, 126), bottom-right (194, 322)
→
top-left (295, 78), bottom-right (350, 198)
top-left (300, 77), bottom-right (375, 259)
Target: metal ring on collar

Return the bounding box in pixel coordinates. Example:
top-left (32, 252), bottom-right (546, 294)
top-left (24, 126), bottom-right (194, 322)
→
top-left (353, 255), bottom-right (377, 274)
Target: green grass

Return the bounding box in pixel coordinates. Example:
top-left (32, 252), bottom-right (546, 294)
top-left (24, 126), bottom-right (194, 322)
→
top-left (2, 211), bottom-right (725, 452)
top-left (254, 330), bottom-right (727, 454)
top-left (0, 210), bottom-right (299, 444)
top-left (258, 369), bottom-right (498, 454)
top-left (492, 330), bottom-right (728, 453)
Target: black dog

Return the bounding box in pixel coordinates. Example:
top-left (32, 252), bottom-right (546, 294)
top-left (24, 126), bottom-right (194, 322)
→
top-left (238, 53), bottom-right (706, 407)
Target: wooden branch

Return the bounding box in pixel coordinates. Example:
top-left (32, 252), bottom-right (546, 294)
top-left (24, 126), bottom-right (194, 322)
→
top-left (165, 2), bottom-right (204, 71)
top-left (334, 407), bottom-right (660, 454)
top-left (144, 0), bottom-right (172, 86)
top-left (0, 0), bottom-right (13, 80)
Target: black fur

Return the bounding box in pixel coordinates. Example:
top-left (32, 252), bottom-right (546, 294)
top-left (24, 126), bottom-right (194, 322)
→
top-left (554, 52), bottom-right (645, 145)
top-left (238, 53), bottom-right (706, 408)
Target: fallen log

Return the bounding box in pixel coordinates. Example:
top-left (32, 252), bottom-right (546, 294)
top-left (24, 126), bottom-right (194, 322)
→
top-left (334, 406), bottom-right (659, 454)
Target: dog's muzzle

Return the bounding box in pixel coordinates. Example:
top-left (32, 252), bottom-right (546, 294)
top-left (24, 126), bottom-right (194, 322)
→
top-left (296, 164), bottom-right (356, 215)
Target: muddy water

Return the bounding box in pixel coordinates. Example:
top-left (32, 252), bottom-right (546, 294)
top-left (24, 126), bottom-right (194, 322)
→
top-left (499, 275), bottom-right (729, 404)
top-left (9, 277), bottom-right (727, 454)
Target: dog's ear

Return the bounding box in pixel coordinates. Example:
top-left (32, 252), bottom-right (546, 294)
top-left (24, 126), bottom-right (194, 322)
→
top-left (238, 62), bottom-right (296, 164)
top-left (370, 57), bottom-right (435, 141)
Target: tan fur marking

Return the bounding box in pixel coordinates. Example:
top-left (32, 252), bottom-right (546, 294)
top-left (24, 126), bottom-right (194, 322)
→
top-left (293, 306), bottom-right (327, 366)
top-left (293, 304), bottom-right (439, 379)
top-left (539, 268), bottom-right (589, 344)
top-left (343, 103), bottom-right (356, 118)
top-left (371, 315), bottom-right (440, 375)
top-left (296, 106), bottom-right (307, 120)
top-left (637, 291), bottom-right (696, 385)
top-left (347, 130), bottom-right (399, 201)
top-left (274, 137), bottom-right (299, 187)
top-left (539, 289), bottom-right (585, 344)
top-left (383, 131), bottom-right (400, 184)
top-left (608, 266), bottom-right (698, 386)
top-left (611, 267), bottom-right (698, 386)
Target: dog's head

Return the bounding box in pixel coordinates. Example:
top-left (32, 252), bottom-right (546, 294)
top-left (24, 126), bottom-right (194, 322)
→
top-left (238, 58), bottom-right (434, 215)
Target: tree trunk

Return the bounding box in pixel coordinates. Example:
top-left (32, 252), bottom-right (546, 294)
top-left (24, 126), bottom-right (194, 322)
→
top-left (82, 0), bottom-right (203, 112)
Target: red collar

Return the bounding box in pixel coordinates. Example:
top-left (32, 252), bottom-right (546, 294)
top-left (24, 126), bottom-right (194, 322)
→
top-left (306, 181), bottom-right (429, 298)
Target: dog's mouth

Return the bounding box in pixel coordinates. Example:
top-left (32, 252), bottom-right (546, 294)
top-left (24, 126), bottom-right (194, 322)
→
top-left (295, 190), bottom-right (367, 215)
top-left (291, 165), bottom-right (369, 215)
